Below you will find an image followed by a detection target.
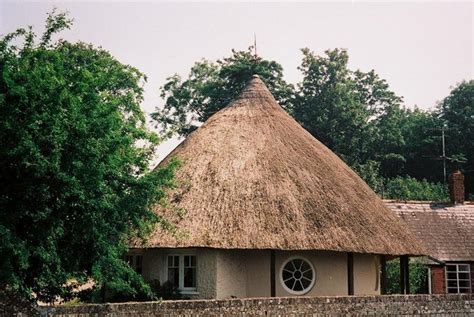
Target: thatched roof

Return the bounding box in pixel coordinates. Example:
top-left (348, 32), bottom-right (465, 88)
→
top-left (141, 75), bottom-right (424, 255)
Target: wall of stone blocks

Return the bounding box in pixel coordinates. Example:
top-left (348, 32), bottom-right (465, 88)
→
top-left (13, 294), bottom-right (472, 316)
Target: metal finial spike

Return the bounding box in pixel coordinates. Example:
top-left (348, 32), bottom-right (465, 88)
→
top-left (254, 33), bottom-right (257, 58)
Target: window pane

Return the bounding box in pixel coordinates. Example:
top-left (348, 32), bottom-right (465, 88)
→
top-left (184, 267), bottom-right (196, 288)
top-left (301, 278), bottom-right (311, 288)
top-left (184, 255), bottom-right (196, 267)
top-left (447, 287), bottom-right (458, 293)
top-left (303, 270), bottom-right (313, 280)
top-left (301, 261), bottom-right (310, 272)
top-left (293, 259), bottom-right (303, 270)
top-left (135, 256), bottom-right (143, 274)
top-left (447, 280), bottom-right (458, 288)
top-left (446, 265), bottom-right (457, 272)
top-left (168, 267), bottom-right (179, 287)
top-left (458, 265), bottom-right (470, 272)
top-left (459, 273), bottom-right (470, 280)
top-left (459, 288), bottom-right (470, 293)
top-left (293, 280), bottom-right (303, 291)
top-left (282, 270), bottom-right (292, 281)
top-left (458, 280), bottom-right (470, 288)
top-left (284, 262), bottom-right (293, 272)
top-left (447, 272), bottom-right (457, 280)
top-left (176, 256), bottom-right (180, 267)
top-left (168, 255), bottom-right (179, 267)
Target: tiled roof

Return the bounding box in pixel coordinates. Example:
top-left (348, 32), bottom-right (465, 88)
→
top-left (386, 201), bottom-right (474, 262)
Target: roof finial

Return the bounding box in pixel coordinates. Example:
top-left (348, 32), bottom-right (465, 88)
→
top-left (253, 33), bottom-right (258, 59)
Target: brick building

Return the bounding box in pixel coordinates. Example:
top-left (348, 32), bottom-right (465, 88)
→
top-left (387, 171), bottom-right (473, 294)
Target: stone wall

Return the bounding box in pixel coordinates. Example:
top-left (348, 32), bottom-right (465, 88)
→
top-left (29, 294), bottom-right (473, 316)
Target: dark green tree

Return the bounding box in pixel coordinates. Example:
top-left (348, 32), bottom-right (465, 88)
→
top-left (385, 258), bottom-right (429, 294)
top-left (152, 47), bottom-right (471, 200)
top-left (374, 106), bottom-right (443, 180)
top-left (152, 48), bottom-right (294, 138)
top-left (372, 105), bottom-right (407, 178)
top-left (0, 11), bottom-right (178, 304)
top-left (438, 80), bottom-right (474, 197)
top-left (383, 176), bottom-right (448, 201)
top-left (293, 48), bottom-right (403, 167)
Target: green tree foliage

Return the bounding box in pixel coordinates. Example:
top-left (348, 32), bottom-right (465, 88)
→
top-left (294, 48), bottom-right (403, 166)
top-left (382, 176), bottom-right (448, 201)
top-left (153, 48), bottom-right (473, 199)
top-left (152, 48), bottom-right (294, 138)
top-left (392, 108), bottom-right (443, 182)
top-left (351, 160), bottom-right (383, 193)
top-left (385, 258), bottom-right (429, 294)
top-left (438, 80), bottom-right (474, 197)
top-left (0, 11), bottom-right (178, 304)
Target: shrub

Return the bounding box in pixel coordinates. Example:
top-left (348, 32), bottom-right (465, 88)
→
top-left (382, 176), bottom-right (448, 201)
top-left (385, 258), bottom-right (429, 294)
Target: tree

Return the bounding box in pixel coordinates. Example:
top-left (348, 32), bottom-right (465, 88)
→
top-left (385, 258), bottom-right (429, 294)
top-left (293, 48), bottom-right (403, 167)
top-left (373, 106), bottom-right (444, 180)
top-left (382, 176), bottom-right (448, 201)
top-left (152, 48), bottom-right (294, 138)
top-left (438, 80), bottom-right (474, 198)
top-left (152, 47), bottom-right (471, 200)
top-left (351, 160), bottom-right (383, 193)
top-left (0, 11), bottom-right (178, 305)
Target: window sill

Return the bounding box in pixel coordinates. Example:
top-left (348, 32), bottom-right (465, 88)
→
top-left (179, 289), bottom-right (199, 295)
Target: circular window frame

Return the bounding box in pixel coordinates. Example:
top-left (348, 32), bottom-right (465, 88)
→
top-left (279, 256), bottom-right (316, 295)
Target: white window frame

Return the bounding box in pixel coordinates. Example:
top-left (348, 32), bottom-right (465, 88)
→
top-left (166, 254), bottom-right (197, 294)
top-left (445, 263), bottom-right (471, 294)
top-left (279, 256), bottom-right (316, 295)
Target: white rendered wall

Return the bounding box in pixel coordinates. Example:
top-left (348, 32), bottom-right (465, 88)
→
top-left (215, 250), bottom-right (247, 298)
top-left (136, 248), bottom-right (380, 299)
top-left (354, 253), bottom-right (380, 295)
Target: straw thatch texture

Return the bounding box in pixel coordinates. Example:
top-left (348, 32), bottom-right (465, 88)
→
top-left (141, 75), bottom-right (424, 255)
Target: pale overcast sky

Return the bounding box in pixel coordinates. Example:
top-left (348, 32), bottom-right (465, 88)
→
top-left (1, 1), bottom-right (473, 161)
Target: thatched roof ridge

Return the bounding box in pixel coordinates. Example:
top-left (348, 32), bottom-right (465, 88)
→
top-left (142, 75), bottom-right (424, 255)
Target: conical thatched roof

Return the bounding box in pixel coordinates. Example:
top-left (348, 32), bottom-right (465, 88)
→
top-left (143, 75), bottom-right (424, 255)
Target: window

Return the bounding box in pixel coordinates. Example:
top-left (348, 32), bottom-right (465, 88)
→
top-left (446, 264), bottom-right (471, 294)
top-left (167, 255), bottom-right (197, 291)
top-left (183, 255), bottom-right (197, 288)
top-left (125, 255), bottom-right (143, 274)
top-left (167, 255), bottom-right (180, 287)
top-left (280, 257), bottom-right (315, 295)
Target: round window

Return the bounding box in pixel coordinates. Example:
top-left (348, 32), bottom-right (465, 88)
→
top-left (280, 257), bottom-right (315, 295)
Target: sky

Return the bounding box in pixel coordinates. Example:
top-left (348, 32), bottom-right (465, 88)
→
top-left (1, 0), bottom-right (473, 161)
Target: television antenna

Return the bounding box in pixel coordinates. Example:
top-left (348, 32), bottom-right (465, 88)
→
top-left (425, 125), bottom-right (466, 183)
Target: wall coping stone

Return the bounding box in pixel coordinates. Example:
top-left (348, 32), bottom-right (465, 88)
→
top-left (11, 294), bottom-right (474, 316)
